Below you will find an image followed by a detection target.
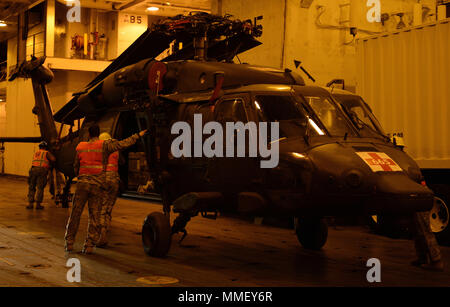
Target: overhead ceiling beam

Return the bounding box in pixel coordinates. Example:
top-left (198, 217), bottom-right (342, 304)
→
top-left (114, 0), bottom-right (146, 11)
top-left (2, 0), bottom-right (34, 3)
top-left (0, 0), bottom-right (40, 22)
top-left (0, 3), bottom-right (23, 22)
top-left (55, 0), bottom-right (114, 11)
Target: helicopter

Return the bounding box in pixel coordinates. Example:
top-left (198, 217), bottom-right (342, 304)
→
top-left (324, 86), bottom-right (450, 244)
top-left (3, 12), bottom-right (434, 258)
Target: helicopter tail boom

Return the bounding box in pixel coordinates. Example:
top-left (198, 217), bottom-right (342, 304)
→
top-left (8, 56), bottom-right (58, 148)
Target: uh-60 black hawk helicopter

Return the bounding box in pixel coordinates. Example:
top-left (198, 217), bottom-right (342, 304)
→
top-left (4, 12), bottom-right (434, 257)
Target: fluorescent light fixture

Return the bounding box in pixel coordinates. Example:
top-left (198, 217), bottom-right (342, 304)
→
top-left (147, 6), bottom-right (160, 11)
top-left (0, 21), bottom-right (7, 27)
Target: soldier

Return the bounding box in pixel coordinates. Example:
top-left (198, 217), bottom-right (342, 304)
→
top-left (27, 141), bottom-right (55, 209)
top-left (64, 125), bottom-right (147, 254)
top-left (97, 132), bottom-right (120, 247)
top-left (411, 211), bottom-right (444, 271)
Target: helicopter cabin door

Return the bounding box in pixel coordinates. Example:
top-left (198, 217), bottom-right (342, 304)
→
top-left (112, 111), bottom-right (157, 197)
top-left (207, 94), bottom-right (262, 194)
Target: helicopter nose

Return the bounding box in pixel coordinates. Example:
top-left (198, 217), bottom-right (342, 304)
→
top-left (304, 143), bottom-right (434, 215)
top-left (366, 173), bottom-right (434, 214)
top-left (343, 169), bottom-right (364, 188)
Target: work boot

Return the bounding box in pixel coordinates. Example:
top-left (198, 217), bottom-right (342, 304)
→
top-left (26, 202), bottom-right (34, 209)
top-left (35, 203), bottom-right (44, 210)
top-left (82, 246), bottom-right (94, 254)
top-left (96, 240), bottom-right (108, 248)
top-left (420, 260), bottom-right (444, 272)
top-left (411, 258), bottom-right (427, 267)
top-left (55, 194), bottom-right (61, 207)
top-left (96, 230), bottom-right (108, 248)
top-left (65, 243), bottom-right (74, 252)
top-left (61, 200), bottom-right (69, 208)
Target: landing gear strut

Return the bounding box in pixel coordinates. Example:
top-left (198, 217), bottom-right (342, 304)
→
top-left (171, 212), bottom-right (194, 244)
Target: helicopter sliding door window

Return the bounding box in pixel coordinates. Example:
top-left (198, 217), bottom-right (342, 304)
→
top-left (210, 96), bottom-right (262, 184)
top-left (214, 96), bottom-right (251, 157)
top-left (214, 98), bottom-right (248, 123)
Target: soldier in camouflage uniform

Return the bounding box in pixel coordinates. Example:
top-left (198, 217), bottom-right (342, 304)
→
top-left (411, 211), bottom-right (444, 271)
top-left (64, 125), bottom-right (146, 254)
top-left (27, 141), bottom-right (56, 209)
top-left (97, 132), bottom-right (120, 247)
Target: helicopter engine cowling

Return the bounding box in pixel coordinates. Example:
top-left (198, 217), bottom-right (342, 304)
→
top-left (77, 59), bottom-right (169, 113)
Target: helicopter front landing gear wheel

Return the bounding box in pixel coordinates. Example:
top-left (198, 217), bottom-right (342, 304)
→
top-left (294, 217), bottom-right (328, 250)
top-left (142, 212), bottom-right (172, 257)
top-left (431, 196), bottom-right (450, 245)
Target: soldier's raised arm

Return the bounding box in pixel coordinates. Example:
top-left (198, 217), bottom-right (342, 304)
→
top-left (103, 129), bottom-right (147, 157)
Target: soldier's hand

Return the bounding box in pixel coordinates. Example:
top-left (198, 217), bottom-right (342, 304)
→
top-left (139, 129), bottom-right (148, 137)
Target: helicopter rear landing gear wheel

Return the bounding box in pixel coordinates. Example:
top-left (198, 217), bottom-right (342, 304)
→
top-left (294, 217), bottom-right (328, 250)
top-left (142, 212), bottom-right (172, 257)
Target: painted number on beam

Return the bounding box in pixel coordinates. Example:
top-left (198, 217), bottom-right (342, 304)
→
top-left (123, 15), bottom-right (143, 24)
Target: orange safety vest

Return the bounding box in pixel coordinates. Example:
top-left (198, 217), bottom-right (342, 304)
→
top-left (76, 140), bottom-right (105, 175)
top-left (106, 151), bottom-right (119, 172)
top-left (32, 149), bottom-right (50, 169)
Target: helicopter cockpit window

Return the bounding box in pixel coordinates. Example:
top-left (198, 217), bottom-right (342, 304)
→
top-left (304, 96), bottom-right (354, 137)
top-left (254, 95), bottom-right (314, 138)
top-left (254, 95), bottom-right (304, 121)
top-left (332, 94), bottom-right (386, 139)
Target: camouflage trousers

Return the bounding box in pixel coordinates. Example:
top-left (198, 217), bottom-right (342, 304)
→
top-left (98, 180), bottom-right (119, 246)
top-left (28, 166), bottom-right (49, 203)
top-left (64, 182), bottom-right (103, 248)
top-left (48, 169), bottom-right (65, 200)
top-left (411, 211), bottom-right (441, 262)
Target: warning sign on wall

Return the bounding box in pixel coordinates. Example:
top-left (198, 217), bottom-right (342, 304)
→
top-left (356, 152), bottom-right (403, 172)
